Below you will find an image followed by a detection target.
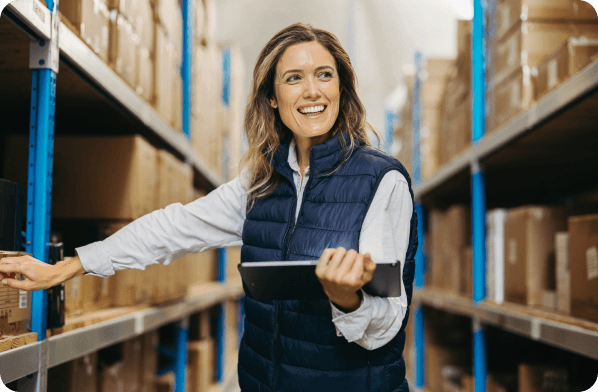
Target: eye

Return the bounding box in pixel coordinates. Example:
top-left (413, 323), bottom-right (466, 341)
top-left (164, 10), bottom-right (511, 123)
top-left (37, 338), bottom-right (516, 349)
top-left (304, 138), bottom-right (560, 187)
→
top-left (286, 74), bottom-right (301, 83)
top-left (318, 71), bottom-right (333, 79)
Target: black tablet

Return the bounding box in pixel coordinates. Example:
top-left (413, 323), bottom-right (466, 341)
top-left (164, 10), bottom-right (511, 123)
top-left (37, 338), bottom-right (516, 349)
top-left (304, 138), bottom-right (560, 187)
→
top-left (238, 260), bottom-right (402, 301)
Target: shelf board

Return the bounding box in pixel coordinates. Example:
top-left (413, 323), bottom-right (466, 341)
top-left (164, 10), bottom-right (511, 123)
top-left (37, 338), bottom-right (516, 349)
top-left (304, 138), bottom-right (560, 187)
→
top-left (413, 287), bottom-right (598, 360)
top-left (0, 340), bottom-right (41, 384)
top-left (3, 0), bottom-right (52, 41)
top-left (414, 57), bottom-right (598, 201)
top-left (0, 281), bottom-right (244, 382)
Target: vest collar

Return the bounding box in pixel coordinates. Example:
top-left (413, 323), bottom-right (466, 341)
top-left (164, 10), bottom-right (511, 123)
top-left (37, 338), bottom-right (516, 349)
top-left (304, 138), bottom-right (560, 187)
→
top-left (272, 131), bottom-right (356, 183)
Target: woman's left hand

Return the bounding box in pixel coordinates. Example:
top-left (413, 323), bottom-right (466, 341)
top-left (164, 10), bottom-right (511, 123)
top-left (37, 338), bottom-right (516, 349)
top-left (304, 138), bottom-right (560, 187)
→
top-left (315, 247), bottom-right (377, 313)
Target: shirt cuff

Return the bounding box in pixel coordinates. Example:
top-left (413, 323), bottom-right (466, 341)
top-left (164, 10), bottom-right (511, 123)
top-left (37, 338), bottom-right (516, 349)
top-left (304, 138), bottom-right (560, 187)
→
top-left (75, 241), bottom-right (116, 278)
top-left (330, 290), bottom-right (372, 342)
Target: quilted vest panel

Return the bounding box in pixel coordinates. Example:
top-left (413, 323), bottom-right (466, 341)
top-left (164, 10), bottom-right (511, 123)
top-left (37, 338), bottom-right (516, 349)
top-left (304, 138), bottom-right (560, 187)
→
top-left (238, 133), bottom-right (418, 392)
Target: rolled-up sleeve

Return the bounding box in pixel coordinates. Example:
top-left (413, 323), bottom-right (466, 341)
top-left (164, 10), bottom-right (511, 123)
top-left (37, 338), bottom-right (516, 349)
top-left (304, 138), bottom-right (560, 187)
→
top-left (330, 170), bottom-right (413, 350)
top-left (76, 173), bottom-right (248, 277)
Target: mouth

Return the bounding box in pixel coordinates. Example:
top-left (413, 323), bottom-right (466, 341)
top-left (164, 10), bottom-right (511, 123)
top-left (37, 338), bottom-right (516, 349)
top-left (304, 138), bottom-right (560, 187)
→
top-left (297, 105), bottom-right (327, 116)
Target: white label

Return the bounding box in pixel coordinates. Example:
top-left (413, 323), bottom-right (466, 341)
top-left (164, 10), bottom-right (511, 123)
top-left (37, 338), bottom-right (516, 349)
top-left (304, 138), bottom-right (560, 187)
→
top-left (587, 246), bottom-right (598, 281)
top-left (19, 290), bottom-right (27, 296)
top-left (32, 0), bottom-right (46, 23)
top-left (19, 294), bottom-right (28, 309)
top-left (508, 239), bottom-right (517, 264)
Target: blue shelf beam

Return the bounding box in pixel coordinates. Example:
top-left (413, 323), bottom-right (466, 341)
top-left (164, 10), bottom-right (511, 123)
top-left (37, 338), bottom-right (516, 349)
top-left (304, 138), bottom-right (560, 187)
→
top-left (174, 319), bottom-right (189, 392)
top-left (181, 0), bottom-right (193, 139)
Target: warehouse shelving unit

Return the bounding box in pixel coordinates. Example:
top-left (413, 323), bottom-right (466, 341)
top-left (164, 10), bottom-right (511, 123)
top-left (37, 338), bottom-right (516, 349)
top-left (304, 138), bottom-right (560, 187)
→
top-left (410, 0), bottom-right (598, 391)
top-left (1, 0), bottom-right (241, 391)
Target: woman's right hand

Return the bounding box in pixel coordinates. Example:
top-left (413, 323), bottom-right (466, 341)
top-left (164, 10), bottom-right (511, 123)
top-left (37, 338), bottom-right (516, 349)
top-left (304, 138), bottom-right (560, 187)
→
top-left (0, 255), bottom-right (85, 291)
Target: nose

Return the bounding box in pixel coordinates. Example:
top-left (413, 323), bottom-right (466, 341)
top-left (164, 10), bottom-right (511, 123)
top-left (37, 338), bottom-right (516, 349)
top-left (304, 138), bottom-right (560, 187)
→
top-left (303, 75), bottom-right (320, 100)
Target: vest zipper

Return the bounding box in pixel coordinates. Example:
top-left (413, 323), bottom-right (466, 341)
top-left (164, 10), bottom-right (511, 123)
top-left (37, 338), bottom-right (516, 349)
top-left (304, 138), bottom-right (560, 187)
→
top-left (272, 301), bottom-right (281, 391)
top-left (283, 175), bottom-right (312, 260)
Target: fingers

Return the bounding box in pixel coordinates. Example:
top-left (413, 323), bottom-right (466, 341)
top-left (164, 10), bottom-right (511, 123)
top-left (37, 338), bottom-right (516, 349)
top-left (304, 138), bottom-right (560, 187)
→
top-left (2, 277), bottom-right (33, 291)
top-left (315, 248), bottom-right (335, 277)
top-left (362, 253), bottom-right (377, 283)
top-left (0, 257), bottom-right (25, 275)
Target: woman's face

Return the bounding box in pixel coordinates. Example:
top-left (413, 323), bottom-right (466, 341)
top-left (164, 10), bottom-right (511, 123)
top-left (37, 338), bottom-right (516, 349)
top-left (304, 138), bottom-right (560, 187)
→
top-left (271, 41), bottom-right (341, 142)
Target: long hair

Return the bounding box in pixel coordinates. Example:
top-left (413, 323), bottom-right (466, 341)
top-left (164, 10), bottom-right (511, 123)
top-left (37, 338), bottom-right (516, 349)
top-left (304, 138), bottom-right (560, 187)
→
top-left (240, 23), bottom-right (380, 209)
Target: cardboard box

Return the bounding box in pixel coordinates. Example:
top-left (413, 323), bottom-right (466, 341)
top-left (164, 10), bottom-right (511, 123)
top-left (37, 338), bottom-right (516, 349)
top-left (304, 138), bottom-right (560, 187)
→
top-left (488, 66), bottom-right (533, 133)
top-left (4, 135), bottom-right (158, 220)
top-left (60, 0), bottom-right (110, 61)
top-left (569, 214), bottom-right (598, 322)
top-left (108, 0), bottom-right (137, 18)
top-left (154, 24), bottom-right (176, 125)
top-left (518, 363), bottom-right (568, 392)
top-left (139, 331), bottom-right (159, 392)
top-left (0, 252), bottom-right (31, 337)
top-left (493, 0), bottom-right (598, 42)
top-left (194, 0), bottom-right (205, 43)
top-left (137, 44), bottom-right (155, 102)
top-left (48, 352), bottom-right (98, 392)
top-left (534, 38), bottom-right (598, 101)
top-left (503, 206), bottom-right (567, 307)
top-left (110, 12), bottom-right (140, 87)
top-left (187, 338), bottom-right (215, 392)
top-left (133, 0), bottom-right (154, 52)
top-left (487, 209), bottom-right (507, 304)
top-left (99, 362), bottom-right (124, 392)
top-left (201, 0), bottom-right (217, 46)
top-left (155, 372), bottom-right (175, 392)
top-left (224, 300), bottom-right (239, 375)
top-left (490, 20), bottom-right (598, 86)
top-left (121, 337), bottom-right (142, 392)
top-left (555, 232), bottom-right (570, 314)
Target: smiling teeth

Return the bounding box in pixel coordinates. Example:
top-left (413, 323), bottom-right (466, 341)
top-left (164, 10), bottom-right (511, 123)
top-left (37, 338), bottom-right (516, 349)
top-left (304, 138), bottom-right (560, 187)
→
top-left (299, 105), bottom-right (325, 114)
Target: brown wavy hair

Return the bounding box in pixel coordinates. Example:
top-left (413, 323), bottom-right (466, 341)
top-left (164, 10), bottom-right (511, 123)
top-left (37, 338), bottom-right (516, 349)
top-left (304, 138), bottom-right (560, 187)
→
top-left (240, 22), bottom-right (380, 208)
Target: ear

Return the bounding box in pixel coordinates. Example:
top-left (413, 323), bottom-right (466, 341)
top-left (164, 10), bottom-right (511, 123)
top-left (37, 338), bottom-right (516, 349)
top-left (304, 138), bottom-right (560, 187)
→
top-left (270, 98), bottom-right (278, 109)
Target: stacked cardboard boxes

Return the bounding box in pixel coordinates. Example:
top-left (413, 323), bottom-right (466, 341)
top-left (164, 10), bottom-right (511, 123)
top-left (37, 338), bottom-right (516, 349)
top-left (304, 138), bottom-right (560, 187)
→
top-left (427, 205), bottom-right (472, 296)
top-left (487, 0), bottom-right (598, 132)
top-left (438, 20), bottom-right (471, 167)
top-left (393, 74), bottom-right (413, 176)
top-left (503, 206), bottom-right (567, 308)
top-left (60, 0), bottom-right (111, 62)
top-left (568, 214), bottom-right (598, 322)
top-left (0, 252), bottom-right (32, 337)
top-left (48, 352), bottom-right (99, 392)
top-left (420, 58), bottom-right (453, 179)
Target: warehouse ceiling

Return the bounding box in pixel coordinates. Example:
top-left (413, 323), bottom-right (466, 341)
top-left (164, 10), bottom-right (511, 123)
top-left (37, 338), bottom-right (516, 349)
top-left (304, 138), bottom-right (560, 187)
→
top-left (216, 0), bottom-right (467, 139)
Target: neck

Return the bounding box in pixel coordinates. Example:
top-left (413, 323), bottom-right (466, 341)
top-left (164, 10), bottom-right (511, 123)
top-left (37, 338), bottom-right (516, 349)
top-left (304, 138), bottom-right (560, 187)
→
top-left (293, 132), bottom-right (332, 177)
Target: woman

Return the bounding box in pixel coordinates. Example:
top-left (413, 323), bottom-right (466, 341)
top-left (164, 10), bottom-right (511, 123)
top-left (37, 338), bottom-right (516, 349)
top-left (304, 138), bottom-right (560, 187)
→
top-left (0, 23), bottom-right (417, 392)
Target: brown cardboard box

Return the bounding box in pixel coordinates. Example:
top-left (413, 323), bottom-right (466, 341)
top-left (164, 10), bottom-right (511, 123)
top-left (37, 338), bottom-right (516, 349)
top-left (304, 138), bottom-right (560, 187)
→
top-left (60, 0), bottom-right (111, 61)
top-left (81, 274), bottom-right (112, 312)
top-left (137, 44), bottom-right (155, 102)
top-left (154, 24), bottom-right (176, 125)
top-left (109, 12), bottom-right (140, 87)
top-left (48, 352), bottom-right (98, 392)
top-left (133, 0), bottom-right (154, 51)
top-left (488, 66), bottom-right (533, 133)
top-left (518, 363), bottom-right (568, 392)
top-left (0, 252), bottom-right (31, 336)
top-left (493, 0), bottom-right (598, 42)
top-left (227, 246), bottom-right (241, 282)
top-left (491, 20), bottom-right (598, 86)
top-left (122, 337), bottom-right (142, 392)
top-left (155, 372), bottom-right (175, 392)
top-left (503, 206), bottom-right (567, 306)
top-left (202, 0), bottom-right (217, 46)
top-left (64, 274), bottom-right (83, 316)
top-left (186, 251), bottom-right (218, 289)
top-left (4, 135), bottom-right (158, 220)
top-left (139, 331), bottom-right (159, 392)
top-left (99, 362), bottom-right (124, 392)
top-left (194, 0), bottom-right (205, 43)
top-left (189, 310), bottom-right (212, 341)
top-left (187, 338), bottom-right (215, 392)
top-left (534, 38), bottom-right (598, 101)
top-left (569, 214), bottom-right (598, 322)
top-left (555, 232), bottom-right (570, 314)
top-left (225, 300), bottom-right (239, 376)
top-left (108, 0), bottom-right (138, 18)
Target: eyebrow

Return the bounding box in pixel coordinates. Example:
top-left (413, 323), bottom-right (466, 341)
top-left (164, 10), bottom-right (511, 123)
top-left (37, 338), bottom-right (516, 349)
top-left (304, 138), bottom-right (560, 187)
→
top-left (281, 65), bottom-right (335, 78)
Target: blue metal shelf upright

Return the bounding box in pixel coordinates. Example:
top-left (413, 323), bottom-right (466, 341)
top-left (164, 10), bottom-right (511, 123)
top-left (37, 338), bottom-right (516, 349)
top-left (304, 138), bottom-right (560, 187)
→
top-left (411, 0), bottom-right (489, 389)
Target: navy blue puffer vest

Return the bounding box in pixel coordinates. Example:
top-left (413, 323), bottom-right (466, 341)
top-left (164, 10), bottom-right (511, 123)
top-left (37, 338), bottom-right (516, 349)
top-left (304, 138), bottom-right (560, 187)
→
top-left (238, 132), bottom-right (418, 392)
